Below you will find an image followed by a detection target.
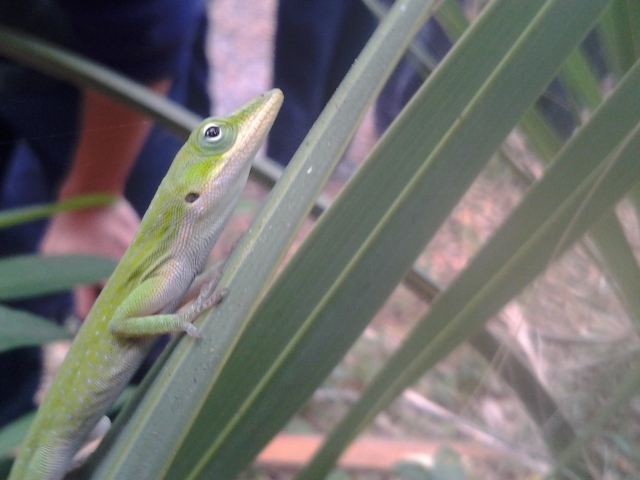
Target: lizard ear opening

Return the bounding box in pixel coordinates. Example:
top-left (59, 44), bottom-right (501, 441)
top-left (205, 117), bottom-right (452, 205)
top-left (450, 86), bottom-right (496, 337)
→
top-left (185, 192), bottom-right (200, 203)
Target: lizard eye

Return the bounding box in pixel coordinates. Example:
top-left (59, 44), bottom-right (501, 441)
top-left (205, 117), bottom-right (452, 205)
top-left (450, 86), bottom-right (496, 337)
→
top-left (197, 119), bottom-right (236, 151)
top-left (185, 192), bottom-right (200, 203)
top-left (203, 125), bottom-right (221, 141)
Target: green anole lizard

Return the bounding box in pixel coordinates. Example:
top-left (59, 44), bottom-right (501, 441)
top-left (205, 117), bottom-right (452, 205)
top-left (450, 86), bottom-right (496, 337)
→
top-left (8, 89), bottom-right (283, 480)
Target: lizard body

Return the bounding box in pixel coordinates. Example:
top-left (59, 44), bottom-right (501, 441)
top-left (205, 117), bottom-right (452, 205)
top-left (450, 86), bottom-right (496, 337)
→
top-left (8, 89), bottom-right (283, 480)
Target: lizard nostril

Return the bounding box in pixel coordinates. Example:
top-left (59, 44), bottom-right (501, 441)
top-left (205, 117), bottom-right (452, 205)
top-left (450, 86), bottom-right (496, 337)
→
top-left (185, 192), bottom-right (200, 203)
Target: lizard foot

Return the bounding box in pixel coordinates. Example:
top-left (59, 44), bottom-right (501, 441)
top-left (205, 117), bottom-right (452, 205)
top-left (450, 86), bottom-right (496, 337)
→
top-left (182, 281), bottom-right (229, 338)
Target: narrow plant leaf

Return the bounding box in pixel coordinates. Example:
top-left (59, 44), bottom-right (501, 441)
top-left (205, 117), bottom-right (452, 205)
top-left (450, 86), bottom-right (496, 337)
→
top-left (170, 1), bottom-right (611, 479)
top-left (518, 107), bottom-right (564, 161)
top-left (302, 57), bottom-right (640, 480)
top-left (395, 4), bottom-right (601, 458)
top-left (0, 305), bottom-right (71, 352)
top-left (587, 213), bottom-right (640, 327)
top-left (514, 38), bottom-right (640, 460)
top-left (599, 0), bottom-right (640, 76)
top-left (81, 1), bottom-right (441, 479)
top-left (529, 28), bottom-right (640, 358)
top-left (0, 412), bottom-right (34, 458)
top-left (0, 194), bottom-right (115, 230)
top-left (434, 0), bottom-right (468, 39)
top-left (558, 48), bottom-right (603, 111)
top-left (504, 22), bottom-right (640, 465)
top-left (0, 255), bottom-right (117, 301)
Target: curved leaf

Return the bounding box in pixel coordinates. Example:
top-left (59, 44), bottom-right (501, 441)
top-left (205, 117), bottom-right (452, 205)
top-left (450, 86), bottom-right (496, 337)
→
top-left (0, 194), bottom-right (115, 230)
top-left (0, 255), bottom-right (117, 301)
top-left (0, 305), bottom-right (71, 352)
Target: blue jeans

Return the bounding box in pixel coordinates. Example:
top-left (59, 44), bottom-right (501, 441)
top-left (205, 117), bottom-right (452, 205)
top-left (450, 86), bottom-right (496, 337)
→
top-left (267, 0), bottom-right (377, 165)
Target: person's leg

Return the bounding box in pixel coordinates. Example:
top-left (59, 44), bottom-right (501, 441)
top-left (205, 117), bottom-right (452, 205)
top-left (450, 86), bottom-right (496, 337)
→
top-left (267, 0), bottom-right (375, 166)
top-left (0, 8), bottom-right (212, 425)
top-left (0, 72), bottom-right (79, 427)
top-left (374, 17), bottom-right (452, 136)
top-left (374, 3), bottom-right (576, 139)
top-left (324, 0), bottom-right (377, 99)
top-left (0, 118), bottom-right (46, 429)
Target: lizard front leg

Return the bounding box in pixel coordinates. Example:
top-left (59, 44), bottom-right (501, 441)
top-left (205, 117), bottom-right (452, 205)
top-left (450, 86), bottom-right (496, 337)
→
top-left (108, 274), bottom-right (226, 338)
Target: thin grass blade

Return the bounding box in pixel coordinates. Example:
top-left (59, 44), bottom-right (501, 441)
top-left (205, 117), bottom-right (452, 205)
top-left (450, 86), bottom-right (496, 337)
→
top-left (0, 194), bottom-right (115, 230)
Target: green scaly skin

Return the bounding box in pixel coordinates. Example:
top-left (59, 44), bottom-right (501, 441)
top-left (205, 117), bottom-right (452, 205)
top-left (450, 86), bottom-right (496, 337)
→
top-left (8, 89), bottom-right (283, 480)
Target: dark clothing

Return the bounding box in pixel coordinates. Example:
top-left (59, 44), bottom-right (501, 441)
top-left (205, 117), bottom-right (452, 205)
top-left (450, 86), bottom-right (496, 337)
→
top-left (0, 0), bottom-right (211, 426)
top-left (373, 0), bottom-right (576, 139)
top-left (267, 0), bottom-right (377, 166)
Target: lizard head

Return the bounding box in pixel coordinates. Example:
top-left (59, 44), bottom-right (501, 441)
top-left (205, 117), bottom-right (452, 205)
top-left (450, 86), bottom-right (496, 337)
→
top-left (179, 88), bottom-right (283, 210)
top-left (155, 89), bottom-right (283, 247)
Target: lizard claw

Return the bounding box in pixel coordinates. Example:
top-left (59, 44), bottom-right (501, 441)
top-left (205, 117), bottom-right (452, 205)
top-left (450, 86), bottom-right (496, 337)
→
top-left (183, 322), bottom-right (201, 339)
top-left (195, 280), bottom-right (228, 311)
top-left (199, 276), bottom-right (217, 298)
top-left (183, 283), bottom-right (229, 338)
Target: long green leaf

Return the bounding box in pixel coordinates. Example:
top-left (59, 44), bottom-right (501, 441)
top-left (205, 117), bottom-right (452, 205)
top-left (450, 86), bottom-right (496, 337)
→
top-left (558, 48), bottom-right (603, 112)
top-left (0, 194), bottom-right (115, 230)
top-left (80, 1), bottom-right (441, 479)
top-left (396, 4), bottom-right (599, 458)
top-left (531, 13), bottom-right (640, 354)
top-left (0, 305), bottom-right (71, 352)
top-left (390, 4), bottom-right (600, 459)
top-left (164, 1), bottom-right (610, 479)
top-left (599, 0), bottom-right (640, 76)
top-left (0, 255), bottom-right (117, 301)
top-left (303, 55), bottom-right (640, 479)
top-left (0, 412), bottom-right (34, 458)
top-left (587, 213), bottom-right (640, 327)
